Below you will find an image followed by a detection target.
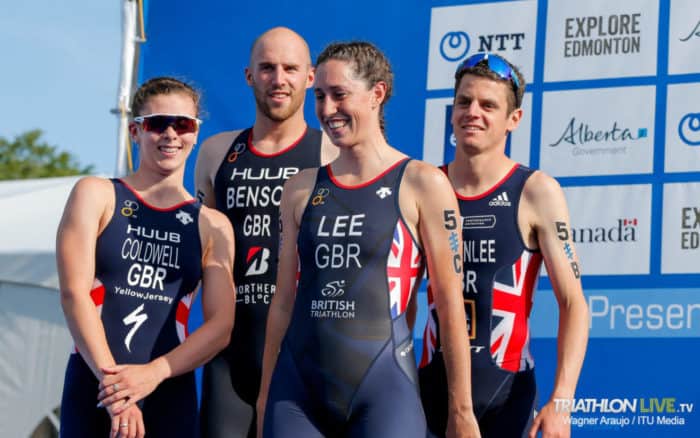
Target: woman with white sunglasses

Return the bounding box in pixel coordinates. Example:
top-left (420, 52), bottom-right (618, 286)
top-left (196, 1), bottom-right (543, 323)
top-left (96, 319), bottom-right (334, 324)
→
top-left (57, 77), bottom-right (235, 438)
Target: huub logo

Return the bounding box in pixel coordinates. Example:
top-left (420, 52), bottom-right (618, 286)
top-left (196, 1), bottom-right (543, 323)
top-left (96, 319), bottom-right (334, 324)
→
top-left (227, 142), bottom-right (246, 163)
top-left (121, 200), bottom-right (139, 218)
top-left (678, 113), bottom-right (700, 146)
top-left (311, 188), bottom-right (330, 206)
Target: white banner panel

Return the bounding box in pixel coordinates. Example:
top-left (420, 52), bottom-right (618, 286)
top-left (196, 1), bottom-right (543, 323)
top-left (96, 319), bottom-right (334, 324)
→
top-left (544, 0), bottom-right (659, 82)
top-left (422, 97), bottom-right (453, 166)
top-left (662, 182), bottom-right (700, 273)
top-left (665, 83), bottom-right (700, 173)
top-left (510, 92), bottom-right (533, 167)
top-left (427, 1), bottom-right (537, 90)
top-left (564, 184), bottom-right (652, 275)
top-left (668, 0), bottom-right (700, 75)
top-left (540, 86), bottom-right (655, 176)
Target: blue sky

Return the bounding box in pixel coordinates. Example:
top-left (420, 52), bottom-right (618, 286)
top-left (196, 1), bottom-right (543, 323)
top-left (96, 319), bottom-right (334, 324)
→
top-left (1, 2), bottom-right (121, 176)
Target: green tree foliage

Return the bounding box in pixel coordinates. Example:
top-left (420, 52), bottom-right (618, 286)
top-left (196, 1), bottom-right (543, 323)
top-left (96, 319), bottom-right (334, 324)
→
top-left (0, 129), bottom-right (94, 180)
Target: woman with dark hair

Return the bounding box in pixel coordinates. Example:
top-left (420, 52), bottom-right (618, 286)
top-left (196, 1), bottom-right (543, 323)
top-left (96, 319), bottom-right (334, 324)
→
top-left (58, 77), bottom-right (235, 437)
top-left (257, 42), bottom-right (480, 438)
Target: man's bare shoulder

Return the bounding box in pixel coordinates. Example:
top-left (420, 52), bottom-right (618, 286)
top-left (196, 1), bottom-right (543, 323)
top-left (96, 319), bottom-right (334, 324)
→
top-left (523, 170), bottom-right (565, 204)
top-left (199, 130), bottom-right (243, 158)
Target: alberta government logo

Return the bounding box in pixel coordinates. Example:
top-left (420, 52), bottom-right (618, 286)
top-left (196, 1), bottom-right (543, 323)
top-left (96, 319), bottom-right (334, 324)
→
top-left (680, 18), bottom-right (700, 42)
top-left (549, 117), bottom-right (647, 156)
top-left (678, 112), bottom-right (700, 146)
top-left (563, 13), bottom-right (642, 57)
top-left (439, 29), bottom-right (525, 62)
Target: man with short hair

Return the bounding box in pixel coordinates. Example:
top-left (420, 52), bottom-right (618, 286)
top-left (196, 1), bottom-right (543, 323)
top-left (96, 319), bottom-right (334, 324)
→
top-left (419, 52), bottom-right (588, 438)
top-left (195, 26), bottom-right (336, 438)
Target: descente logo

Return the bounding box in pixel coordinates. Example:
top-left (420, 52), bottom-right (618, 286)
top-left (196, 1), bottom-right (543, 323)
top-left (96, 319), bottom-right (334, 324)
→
top-left (550, 117), bottom-right (647, 147)
top-left (572, 218), bottom-right (638, 243)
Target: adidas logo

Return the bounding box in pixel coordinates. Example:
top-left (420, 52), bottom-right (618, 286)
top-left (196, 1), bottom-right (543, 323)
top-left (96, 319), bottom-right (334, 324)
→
top-left (488, 191), bottom-right (511, 207)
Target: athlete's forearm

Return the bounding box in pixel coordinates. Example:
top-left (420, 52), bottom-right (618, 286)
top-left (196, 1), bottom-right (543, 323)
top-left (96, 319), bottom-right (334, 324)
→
top-left (60, 289), bottom-right (117, 378)
top-left (435, 289), bottom-right (474, 413)
top-left (258, 289), bottom-right (295, 404)
top-left (155, 309), bottom-right (233, 381)
top-left (551, 294), bottom-right (588, 400)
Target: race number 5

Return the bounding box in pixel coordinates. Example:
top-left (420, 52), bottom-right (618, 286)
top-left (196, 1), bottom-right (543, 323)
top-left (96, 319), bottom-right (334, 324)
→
top-left (444, 210), bottom-right (458, 230)
top-left (556, 221), bottom-right (569, 240)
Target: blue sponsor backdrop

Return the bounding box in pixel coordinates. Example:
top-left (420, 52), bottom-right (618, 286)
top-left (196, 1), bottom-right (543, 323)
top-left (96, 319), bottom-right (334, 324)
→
top-left (139, 0), bottom-right (700, 435)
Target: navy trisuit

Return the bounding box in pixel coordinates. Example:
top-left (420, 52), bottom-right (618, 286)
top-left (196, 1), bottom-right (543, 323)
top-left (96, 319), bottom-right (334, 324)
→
top-left (264, 159), bottom-right (427, 438)
top-left (60, 179), bottom-right (202, 437)
top-left (419, 164), bottom-right (542, 438)
top-left (201, 127), bottom-right (323, 437)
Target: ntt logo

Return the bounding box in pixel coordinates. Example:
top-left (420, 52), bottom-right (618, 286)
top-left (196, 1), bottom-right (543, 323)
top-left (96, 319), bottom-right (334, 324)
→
top-left (440, 31), bottom-right (470, 61)
top-left (678, 113), bottom-right (700, 146)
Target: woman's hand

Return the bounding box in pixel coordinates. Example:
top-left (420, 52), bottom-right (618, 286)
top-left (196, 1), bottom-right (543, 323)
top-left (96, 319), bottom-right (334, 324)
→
top-left (110, 403), bottom-right (145, 438)
top-left (98, 360), bottom-right (167, 413)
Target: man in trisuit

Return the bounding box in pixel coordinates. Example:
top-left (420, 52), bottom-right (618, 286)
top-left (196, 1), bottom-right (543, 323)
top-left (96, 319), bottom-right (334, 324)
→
top-left (195, 27), bottom-right (336, 438)
top-left (419, 53), bottom-right (589, 438)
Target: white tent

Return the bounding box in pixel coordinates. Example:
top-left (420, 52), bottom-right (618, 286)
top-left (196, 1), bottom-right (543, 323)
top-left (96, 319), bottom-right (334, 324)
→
top-left (0, 176), bottom-right (80, 437)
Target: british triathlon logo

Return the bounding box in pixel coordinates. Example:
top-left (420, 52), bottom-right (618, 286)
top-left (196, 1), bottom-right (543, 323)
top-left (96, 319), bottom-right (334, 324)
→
top-left (175, 210), bottom-right (193, 225)
top-left (321, 280), bottom-right (346, 298)
top-left (549, 117), bottom-right (647, 156)
top-left (680, 207), bottom-right (700, 250)
top-left (439, 30), bottom-right (525, 62)
top-left (678, 113), bottom-right (700, 146)
top-left (245, 246), bottom-right (270, 276)
top-left (572, 218), bottom-right (638, 244)
top-left (121, 200), bottom-right (139, 218)
top-left (376, 187), bottom-right (392, 199)
top-left (489, 192), bottom-right (511, 207)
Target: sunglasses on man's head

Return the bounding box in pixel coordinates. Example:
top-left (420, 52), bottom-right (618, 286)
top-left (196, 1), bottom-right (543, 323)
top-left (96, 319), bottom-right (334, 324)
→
top-left (133, 114), bottom-right (202, 135)
top-left (456, 53), bottom-right (521, 101)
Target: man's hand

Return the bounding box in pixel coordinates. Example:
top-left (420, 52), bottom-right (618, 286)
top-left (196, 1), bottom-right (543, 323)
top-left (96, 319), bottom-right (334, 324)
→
top-left (529, 400), bottom-right (570, 438)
